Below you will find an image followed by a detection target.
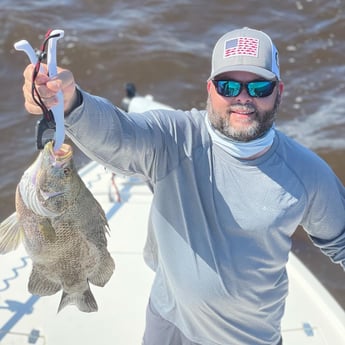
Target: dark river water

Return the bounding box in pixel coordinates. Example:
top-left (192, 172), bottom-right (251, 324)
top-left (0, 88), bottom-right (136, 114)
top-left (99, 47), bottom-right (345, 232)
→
top-left (1, 0), bottom-right (344, 308)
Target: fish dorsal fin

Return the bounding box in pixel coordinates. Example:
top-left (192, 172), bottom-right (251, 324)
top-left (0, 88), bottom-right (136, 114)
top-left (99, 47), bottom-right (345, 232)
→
top-left (0, 212), bottom-right (23, 254)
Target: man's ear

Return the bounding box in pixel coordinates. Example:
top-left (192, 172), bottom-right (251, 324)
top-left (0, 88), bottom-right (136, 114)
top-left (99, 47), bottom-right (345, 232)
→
top-left (278, 81), bottom-right (284, 96)
top-left (207, 79), bottom-right (212, 93)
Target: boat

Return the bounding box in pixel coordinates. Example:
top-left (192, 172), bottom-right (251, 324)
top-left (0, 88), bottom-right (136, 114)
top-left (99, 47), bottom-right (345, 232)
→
top-left (0, 87), bottom-right (344, 344)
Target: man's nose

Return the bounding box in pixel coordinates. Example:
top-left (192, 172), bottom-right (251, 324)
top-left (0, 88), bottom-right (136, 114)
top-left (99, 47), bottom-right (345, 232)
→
top-left (235, 85), bottom-right (252, 102)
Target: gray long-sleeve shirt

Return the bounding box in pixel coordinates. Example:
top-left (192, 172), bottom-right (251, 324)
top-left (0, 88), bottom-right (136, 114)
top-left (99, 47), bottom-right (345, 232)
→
top-left (65, 90), bottom-right (345, 345)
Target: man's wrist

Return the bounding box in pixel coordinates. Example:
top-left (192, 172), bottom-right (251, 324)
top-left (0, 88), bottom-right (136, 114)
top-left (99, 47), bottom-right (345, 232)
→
top-left (65, 88), bottom-right (83, 117)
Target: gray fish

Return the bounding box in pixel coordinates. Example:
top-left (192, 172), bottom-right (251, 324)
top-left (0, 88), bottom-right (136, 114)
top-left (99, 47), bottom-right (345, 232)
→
top-left (0, 141), bottom-right (115, 313)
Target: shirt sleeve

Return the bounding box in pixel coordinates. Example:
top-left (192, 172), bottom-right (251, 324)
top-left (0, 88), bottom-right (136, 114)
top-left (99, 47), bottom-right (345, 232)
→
top-left (301, 158), bottom-right (345, 270)
top-left (64, 88), bottom-right (198, 183)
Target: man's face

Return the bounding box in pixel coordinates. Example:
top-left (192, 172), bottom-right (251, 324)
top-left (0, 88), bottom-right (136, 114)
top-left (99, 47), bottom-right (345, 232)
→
top-left (207, 71), bottom-right (284, 142)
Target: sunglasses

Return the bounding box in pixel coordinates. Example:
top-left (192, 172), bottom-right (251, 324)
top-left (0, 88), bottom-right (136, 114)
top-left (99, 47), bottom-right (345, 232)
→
top-left (212, 79), bottom-right (277, 98)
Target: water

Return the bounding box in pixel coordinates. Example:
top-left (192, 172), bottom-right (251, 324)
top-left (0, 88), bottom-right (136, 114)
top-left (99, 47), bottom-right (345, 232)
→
top-left (1, 0), bottom-right (344, 308)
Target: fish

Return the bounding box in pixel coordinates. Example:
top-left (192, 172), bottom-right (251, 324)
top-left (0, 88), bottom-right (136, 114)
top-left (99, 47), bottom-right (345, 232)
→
top-left (0, 141), bottom-right (115, 313)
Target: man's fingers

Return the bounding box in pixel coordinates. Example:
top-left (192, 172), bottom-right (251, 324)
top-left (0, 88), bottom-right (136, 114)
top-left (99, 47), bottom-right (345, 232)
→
top-left (22, 64), bottom-right (76, 115)
top-left (47, 70), bottom-right (76, 112)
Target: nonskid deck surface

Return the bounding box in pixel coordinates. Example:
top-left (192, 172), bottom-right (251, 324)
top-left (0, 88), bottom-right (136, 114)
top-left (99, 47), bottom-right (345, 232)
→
top-left (0, 162), bottom-right (344, 344)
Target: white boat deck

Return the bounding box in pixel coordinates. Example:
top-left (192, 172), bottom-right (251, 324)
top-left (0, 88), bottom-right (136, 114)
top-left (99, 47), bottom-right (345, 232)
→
top-left (1, 161), bottom-right (345, 344)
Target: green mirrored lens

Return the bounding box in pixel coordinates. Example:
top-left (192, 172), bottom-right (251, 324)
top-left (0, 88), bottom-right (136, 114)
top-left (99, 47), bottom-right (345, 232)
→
top-left (217, 80), bottom-right (241, 97)
top-left (247, 81), bottom-right (276, 97)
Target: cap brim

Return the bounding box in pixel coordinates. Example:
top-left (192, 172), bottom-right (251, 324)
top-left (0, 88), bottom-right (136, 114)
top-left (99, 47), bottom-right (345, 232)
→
top-left (209, 65), bottom-right (277, 80)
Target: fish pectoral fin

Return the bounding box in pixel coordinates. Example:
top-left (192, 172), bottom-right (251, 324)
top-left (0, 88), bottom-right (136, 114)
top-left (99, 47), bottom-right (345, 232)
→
top-left (0, 212), bottom-right (23, 254)
top-left (28, 265), bottom-right (61, 296)
top-left (38, 219), bottom-right (57, 243)
top-left (58, 285), bottom-right (98, 313)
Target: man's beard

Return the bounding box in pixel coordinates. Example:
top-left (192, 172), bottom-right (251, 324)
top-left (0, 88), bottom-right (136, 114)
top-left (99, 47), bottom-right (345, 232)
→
top-left (207, 94), bottom-right (281, 142)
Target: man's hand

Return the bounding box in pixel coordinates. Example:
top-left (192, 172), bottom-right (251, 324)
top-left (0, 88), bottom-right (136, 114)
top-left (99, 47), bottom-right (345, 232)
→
top-left (23, 64), bottom-right (77, 115)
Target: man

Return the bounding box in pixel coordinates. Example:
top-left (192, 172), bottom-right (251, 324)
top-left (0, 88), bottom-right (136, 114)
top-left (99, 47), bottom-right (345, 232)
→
top-left (22, 27), bottom-right (345, 345)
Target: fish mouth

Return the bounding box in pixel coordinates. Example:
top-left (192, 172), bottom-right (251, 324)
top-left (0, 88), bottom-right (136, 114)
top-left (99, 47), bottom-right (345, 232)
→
top-left (45, 141), bottom-right (73, 165)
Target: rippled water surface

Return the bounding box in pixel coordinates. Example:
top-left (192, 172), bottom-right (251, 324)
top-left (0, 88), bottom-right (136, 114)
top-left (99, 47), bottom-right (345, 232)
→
top-left (1, 0), bottom-right (344, 307)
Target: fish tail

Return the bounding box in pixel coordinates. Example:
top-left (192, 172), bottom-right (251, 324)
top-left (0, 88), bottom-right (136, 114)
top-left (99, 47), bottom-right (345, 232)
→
top-left (0, 212), bottom-right (23, 254)
top-left (58, 285), bottom-right (98, 313)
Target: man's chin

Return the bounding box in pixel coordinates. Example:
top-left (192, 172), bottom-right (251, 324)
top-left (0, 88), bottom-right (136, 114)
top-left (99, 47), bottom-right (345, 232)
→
top-left (222, 120), bottom-right (259, 141)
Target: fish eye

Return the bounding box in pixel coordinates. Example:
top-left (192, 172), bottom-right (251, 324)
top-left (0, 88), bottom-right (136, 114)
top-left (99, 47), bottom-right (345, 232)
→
top-left (63, 167), bottom-right (71, 176)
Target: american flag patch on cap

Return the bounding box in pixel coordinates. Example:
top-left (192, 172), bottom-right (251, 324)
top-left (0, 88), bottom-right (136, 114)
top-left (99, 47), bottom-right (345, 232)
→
top-left (224, 37), bottom-right (259, 58)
